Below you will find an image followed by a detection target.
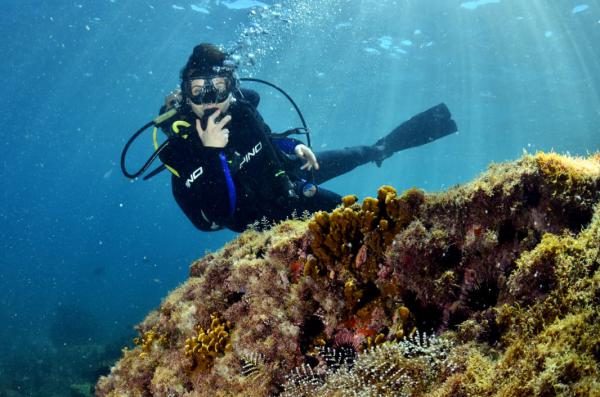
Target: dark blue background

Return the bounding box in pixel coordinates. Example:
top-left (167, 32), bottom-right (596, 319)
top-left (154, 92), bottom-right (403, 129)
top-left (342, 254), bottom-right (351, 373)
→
top-left (1, 0), bottom-right (599, 393)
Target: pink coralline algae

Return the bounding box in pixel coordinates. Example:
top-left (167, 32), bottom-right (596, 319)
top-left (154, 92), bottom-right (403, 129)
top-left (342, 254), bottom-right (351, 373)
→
top-left (96, 153), bottom-right (600, 396)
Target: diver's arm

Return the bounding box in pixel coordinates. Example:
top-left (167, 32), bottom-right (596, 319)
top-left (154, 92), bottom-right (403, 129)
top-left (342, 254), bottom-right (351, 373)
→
top-left (243, 101), bottom-right (321, 173)
top-left (271, 137), bottom-right (319, 171)
top-left (271, 137), bottom-right (303, 154)
top-left (173, 181), bottom-right (224, 232)
top-left (163, 135), bottom-right (235, 231)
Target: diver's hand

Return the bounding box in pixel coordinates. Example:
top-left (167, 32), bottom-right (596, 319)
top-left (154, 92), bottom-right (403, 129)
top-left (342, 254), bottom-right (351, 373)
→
top-left (295, 144), bottom-right (319, 171)
top-left (164, 90), bottom-right (182, 110)
top-left (197, 110), bottom-right (232, 148)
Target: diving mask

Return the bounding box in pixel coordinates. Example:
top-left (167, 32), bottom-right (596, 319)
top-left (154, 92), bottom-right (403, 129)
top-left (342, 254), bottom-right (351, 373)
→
top-left (186, 74), bottom-right (234, 105)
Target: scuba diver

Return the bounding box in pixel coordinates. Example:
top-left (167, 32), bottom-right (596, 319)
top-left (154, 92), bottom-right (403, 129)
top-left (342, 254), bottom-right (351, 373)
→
top-left (121, 43), bottom-right (457, 232)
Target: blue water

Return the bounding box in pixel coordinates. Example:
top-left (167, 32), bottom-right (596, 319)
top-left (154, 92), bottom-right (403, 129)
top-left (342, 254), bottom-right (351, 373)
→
top-left (1, 0), bottom-right (599, 394)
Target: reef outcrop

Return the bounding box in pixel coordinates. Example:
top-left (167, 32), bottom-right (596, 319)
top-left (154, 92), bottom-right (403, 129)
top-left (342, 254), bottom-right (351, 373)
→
top-left (96, 152), bottom-right (600, 396)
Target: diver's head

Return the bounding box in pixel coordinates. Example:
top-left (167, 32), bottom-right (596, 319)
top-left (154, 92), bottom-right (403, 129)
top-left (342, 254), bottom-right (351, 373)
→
top-left (180, 43), bottom-right (238, 117)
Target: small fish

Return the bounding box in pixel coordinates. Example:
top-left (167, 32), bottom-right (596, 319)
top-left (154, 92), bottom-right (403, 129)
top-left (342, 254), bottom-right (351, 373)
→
top-left (191, 4), bottom-right (210, 13)
top-left (378, 36), bottom-right (393, 50)
top-left (222, 0), bottom-right (268, 10)
top-left (572, 4), bottom-right (589, 14)
top-left (460, 0), bottom-right (501, 11)
top-left (363, 47), bottom-right (381, 55)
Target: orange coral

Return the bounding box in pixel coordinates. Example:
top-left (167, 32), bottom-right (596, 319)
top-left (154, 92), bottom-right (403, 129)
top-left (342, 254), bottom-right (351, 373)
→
top-left (308, 185), bottom-right (425, 285)
top-left (133, 327), bottom-right (168, 359)
top-left (184, 313), bottom-right (232, 372)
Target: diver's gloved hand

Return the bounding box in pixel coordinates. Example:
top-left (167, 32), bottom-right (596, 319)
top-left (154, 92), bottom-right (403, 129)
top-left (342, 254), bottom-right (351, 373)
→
top-left (197, 109), bottom-right (232, 148)
top-left (295, 144), bottom-right (320, 171)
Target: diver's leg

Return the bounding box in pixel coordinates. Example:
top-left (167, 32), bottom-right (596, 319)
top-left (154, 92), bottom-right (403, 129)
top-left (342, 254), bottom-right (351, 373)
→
top-left (291, 186), bottom-right (342, 213)
top-left (292, 103), bottom-right (457, 184)
top-left (308, 146), bottom-right (383, 184)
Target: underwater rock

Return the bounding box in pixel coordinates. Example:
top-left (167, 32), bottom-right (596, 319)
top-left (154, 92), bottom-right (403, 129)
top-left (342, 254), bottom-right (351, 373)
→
top-left (96, 152), bottom-right (600, 396)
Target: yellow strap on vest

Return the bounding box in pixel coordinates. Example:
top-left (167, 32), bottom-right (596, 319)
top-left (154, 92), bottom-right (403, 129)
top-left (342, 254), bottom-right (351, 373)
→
top-left (172, 120), bottom-right (191, 135)
top-left (152, 126), bottom-right (160, 150)
top-left (152, 126), bottom-right (180, 177)
top-left (150, 119), bottom-right (194, 177)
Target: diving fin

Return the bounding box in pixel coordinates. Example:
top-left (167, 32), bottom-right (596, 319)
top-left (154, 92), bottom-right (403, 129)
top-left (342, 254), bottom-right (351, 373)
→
top-left (374, 103), bottom-right (457, 167)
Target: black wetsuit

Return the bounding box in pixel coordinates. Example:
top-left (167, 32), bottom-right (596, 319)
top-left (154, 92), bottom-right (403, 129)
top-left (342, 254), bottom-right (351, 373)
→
top-left (159, 89), bottom-right (380, 232)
